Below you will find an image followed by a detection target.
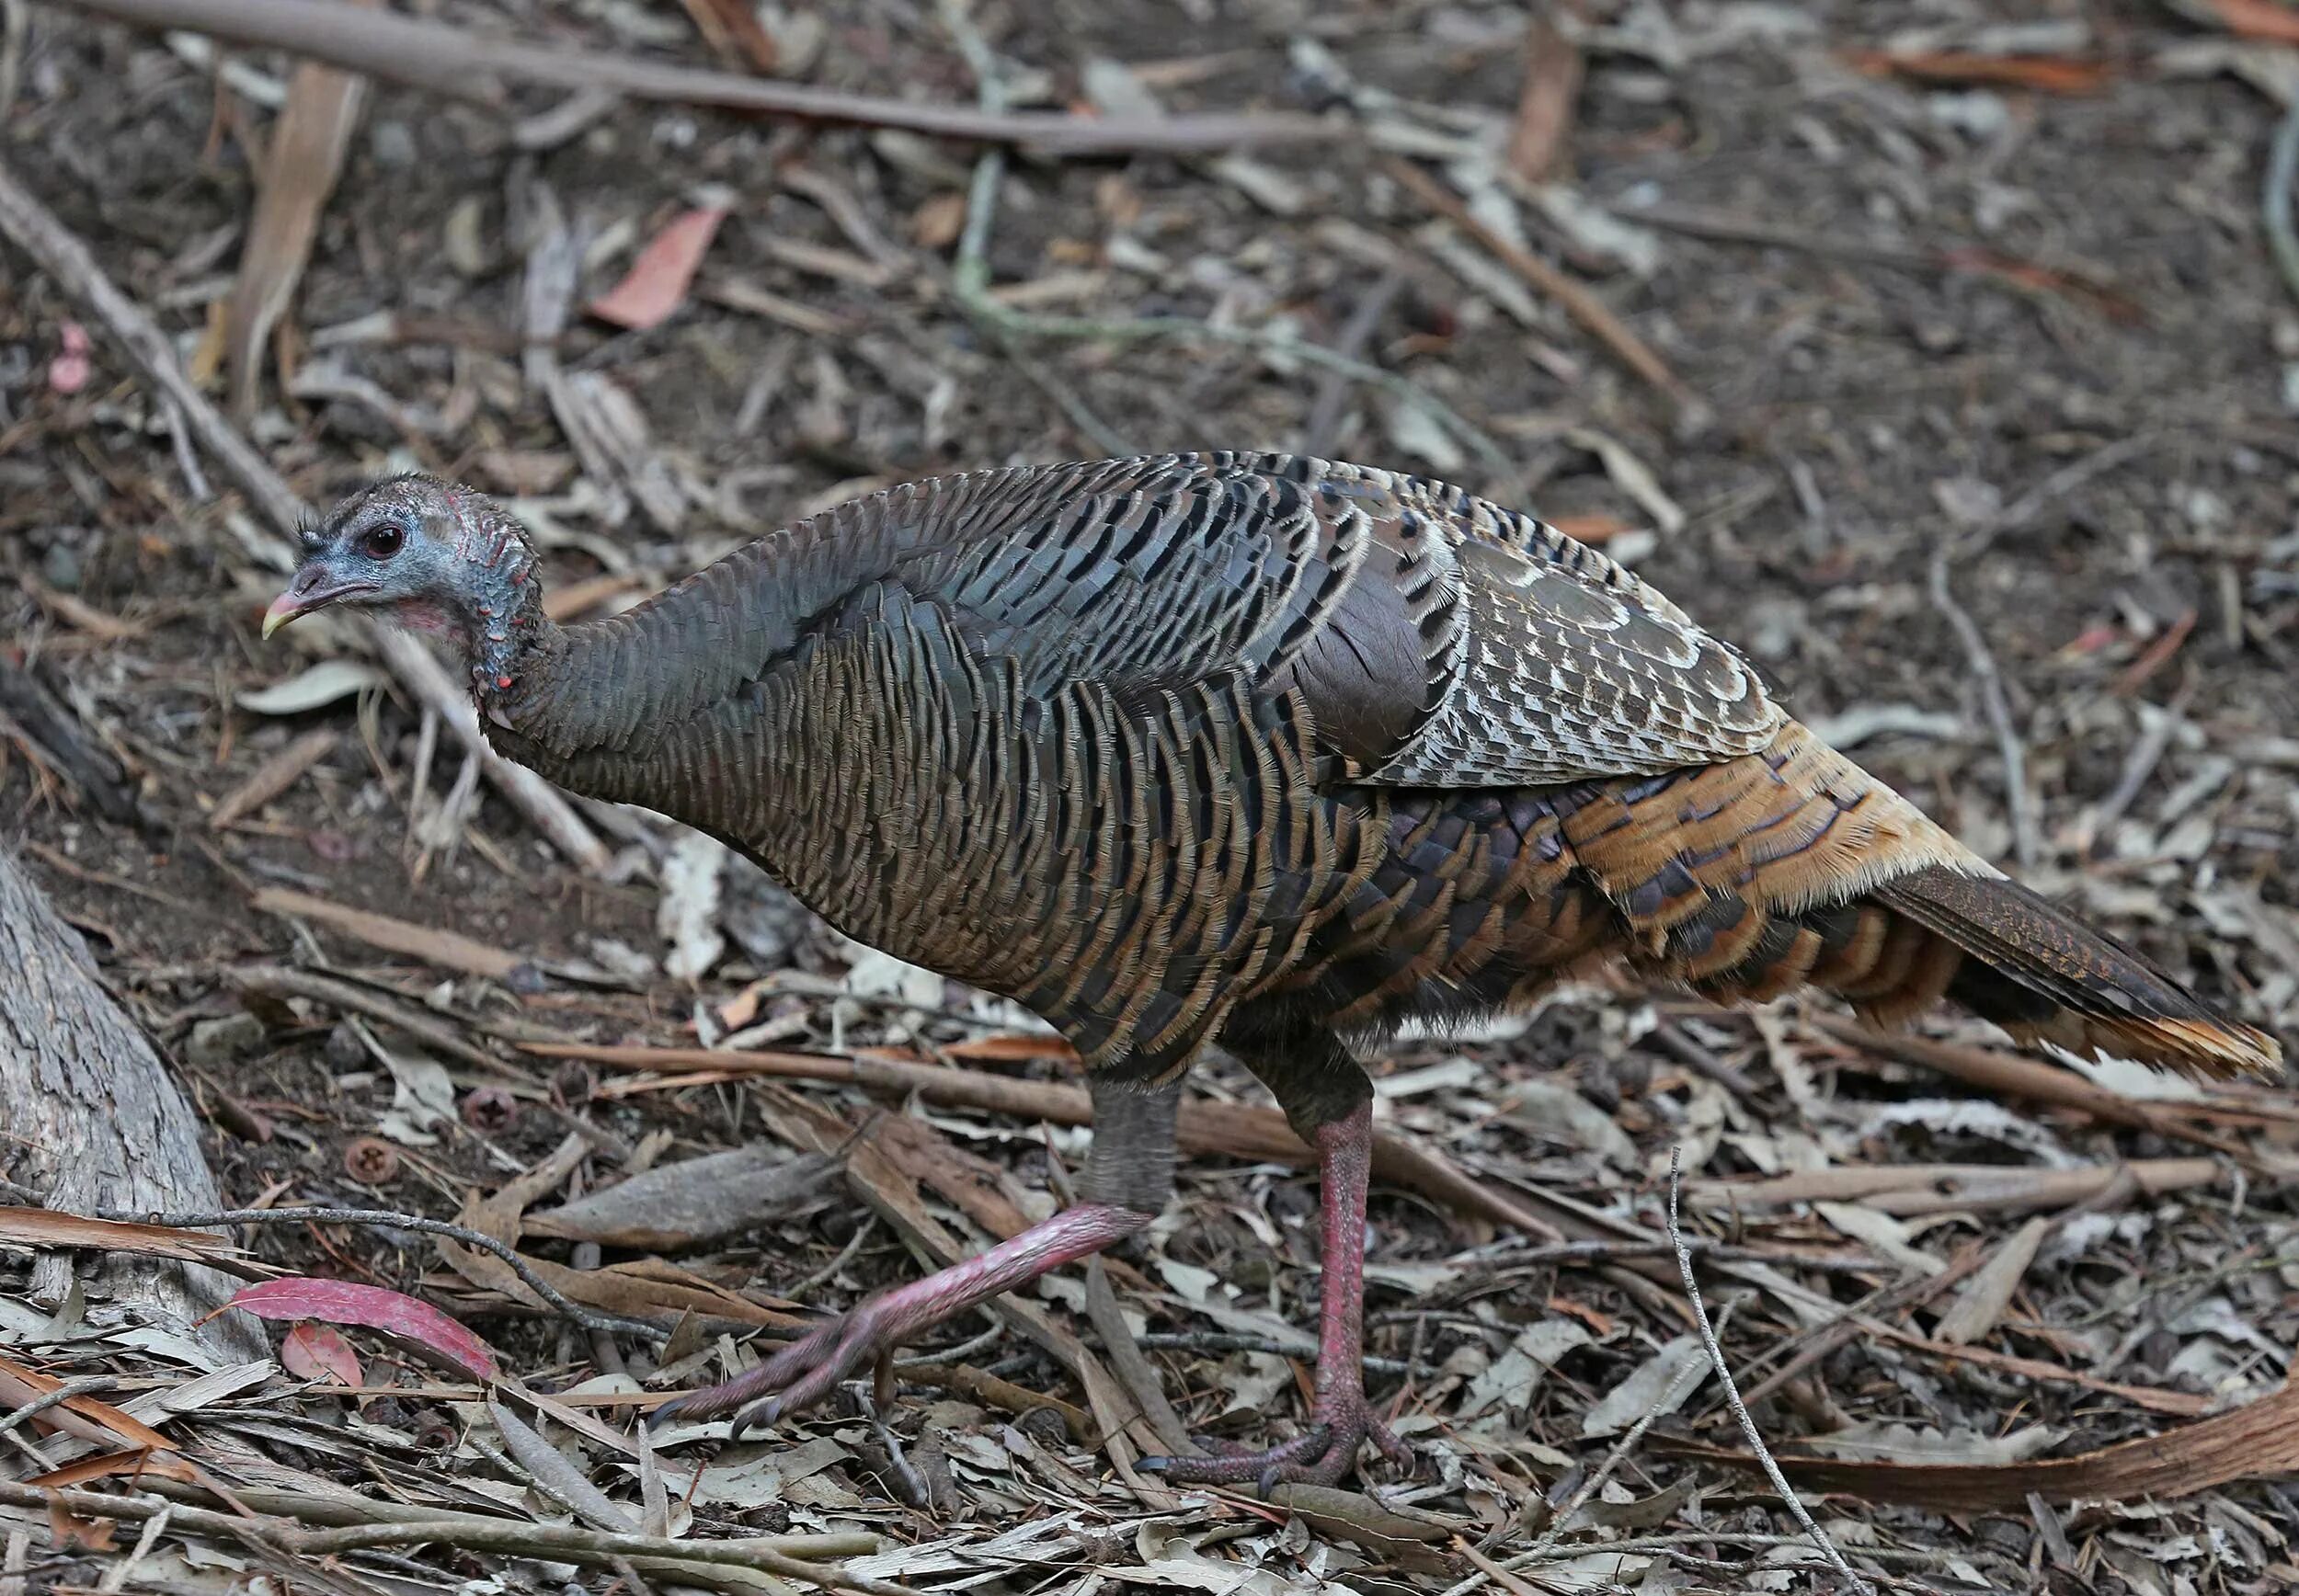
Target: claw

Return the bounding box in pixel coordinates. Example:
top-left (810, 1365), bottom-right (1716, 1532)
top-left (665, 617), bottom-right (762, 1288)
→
top-left (1150, 1400), bottom-right (1412, 1492)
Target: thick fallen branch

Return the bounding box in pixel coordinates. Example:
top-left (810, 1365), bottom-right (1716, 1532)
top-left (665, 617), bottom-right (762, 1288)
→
top-left (63, 0), bottom-right (1323, 155)
top-left (0, 154), bottom-right (610, 877)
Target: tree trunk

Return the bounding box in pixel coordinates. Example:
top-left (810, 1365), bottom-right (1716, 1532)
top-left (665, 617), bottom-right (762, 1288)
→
top-left (0, 851), bottom-right (259, 1358)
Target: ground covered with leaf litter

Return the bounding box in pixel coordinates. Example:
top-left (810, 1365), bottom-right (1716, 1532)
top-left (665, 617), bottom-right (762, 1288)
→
top-left (6, 2), bottom-right (2299, 1593)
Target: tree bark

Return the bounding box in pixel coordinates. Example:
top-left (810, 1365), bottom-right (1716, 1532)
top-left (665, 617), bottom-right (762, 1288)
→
top-left (0, 851), bottom-right (259, 1358)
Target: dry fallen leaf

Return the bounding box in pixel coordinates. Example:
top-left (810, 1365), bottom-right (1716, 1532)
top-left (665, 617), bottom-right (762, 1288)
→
top-left (224, 11), bottom-right (373, 417)
top-left (235, 660), bottom-right (386, 715)
top-left (280, 1321), bottom-right (364, 1386)
top-left (589, 207), bottom-right (729, 332)
top-left (46, 1497), bottom-right (116, 1554)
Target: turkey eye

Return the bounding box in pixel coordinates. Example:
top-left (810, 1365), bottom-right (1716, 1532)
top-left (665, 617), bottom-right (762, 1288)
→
top-left (363, 525), bottom-right (405, 560)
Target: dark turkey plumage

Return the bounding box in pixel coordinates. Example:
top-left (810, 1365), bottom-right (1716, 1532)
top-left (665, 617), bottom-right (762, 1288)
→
top-left (270, 451), bottom-right (2281, 1488)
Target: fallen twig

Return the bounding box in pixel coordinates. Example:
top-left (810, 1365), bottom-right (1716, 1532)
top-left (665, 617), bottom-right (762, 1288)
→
top-left (520, 1037), bottom-right (1606, 1248)
top-left (102, 1205), bottom-right (665, 1343)
top-left (0, 154), bottom-right (610, 876)
top-left (1667, 1148), bottom-right (1875, 1596)
top-left (247, 887), bottom-right (529, 982)
top-left (1694, 1155), bottom-right (2220, 1218)
top-left (64, 0), bottom-right (1321, 155)
top-left (1381, 156), bottom-right (1704, 428)
top-left (1928, 538), bottom-right (2041, 869)
top-left (2267, 86), bottom-right (2299, 308)
top-left (1810, 1013), bottom-right (2253, 1158)
top-left (224, 964), bottom-right (509, 1074)
top-left (207, 728), bottom-right (339, 830)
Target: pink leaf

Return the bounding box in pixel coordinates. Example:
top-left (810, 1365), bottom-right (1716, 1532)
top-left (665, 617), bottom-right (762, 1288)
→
top-left (589, 208), bottom-right (727, 331)
top-left (280, 1321), bottom-right (364, 1386)
top-left (229, 1278), bottom-right (498, 1380)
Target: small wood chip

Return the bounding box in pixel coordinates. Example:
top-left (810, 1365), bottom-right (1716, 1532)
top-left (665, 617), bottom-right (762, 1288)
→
top-left (208, 728), bottom-right (338, 829)
top-left (248, 886), bottom-right (527, 981)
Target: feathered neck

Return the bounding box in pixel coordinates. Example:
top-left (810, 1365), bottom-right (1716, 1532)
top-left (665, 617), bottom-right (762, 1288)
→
top-left (447, 495), bottom-right (555, 724)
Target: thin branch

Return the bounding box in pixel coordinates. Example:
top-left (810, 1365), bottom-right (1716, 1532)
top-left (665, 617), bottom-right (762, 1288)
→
top-left (102, 1204), bottom-right (667, 1344)
top-left (1529, 1330), bottom-right (1710, 1553)
top-left (1508, 1532), bottom-right (2017, 1568)
top-left (0, 1375), bottom-right (117, 1438)
top-left (1666, 1148), bottom-right (1874, 1596)
top-left (1928, 536), bottom-right (2041, 869)
top-left (67, 0), bottom-right (1321, 156)
top-left (962, 296), bottom-right (1522, 486)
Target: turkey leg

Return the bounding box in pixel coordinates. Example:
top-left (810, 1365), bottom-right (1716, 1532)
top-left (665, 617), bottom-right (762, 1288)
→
top-left (651, 1077), bottom-right (1179, 1436)
top-left (1142, 1098), bottom-right (1409, 1489)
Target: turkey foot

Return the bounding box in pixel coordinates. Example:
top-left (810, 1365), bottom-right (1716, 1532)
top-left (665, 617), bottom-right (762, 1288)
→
top-left (1139, 1099), bottom-right (1412, 1492)
top-left (650, 1203), bottom-right (1148, 1435)
top-left (1143, 1384), bottom-right (1411, 1491)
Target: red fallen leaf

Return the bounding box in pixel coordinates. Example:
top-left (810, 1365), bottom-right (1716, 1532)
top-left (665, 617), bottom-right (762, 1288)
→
top-left (589, 208), bottom-right (728, 332)
top-left (229, 1278), bottom-right (498, 1380)
top-left (280, 1320), bottom-right (364, 1386)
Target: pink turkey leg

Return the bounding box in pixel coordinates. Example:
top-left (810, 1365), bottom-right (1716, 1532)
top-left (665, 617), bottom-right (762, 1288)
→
top-left (652, 1202), bottom-right (1147, 1431)
top-left (1144, 1098), bottom-right (1408, 1488)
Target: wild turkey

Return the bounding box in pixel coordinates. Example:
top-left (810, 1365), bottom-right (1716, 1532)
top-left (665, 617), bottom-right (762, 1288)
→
top-left (267, 452), bottom-right (2280, 1488)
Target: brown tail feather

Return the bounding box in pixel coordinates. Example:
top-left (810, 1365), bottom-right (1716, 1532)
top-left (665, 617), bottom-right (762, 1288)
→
top-left (1871, 864), bottom-right (2281, 1082)
top-left (1574, 721), bottom-right (2279, 1081)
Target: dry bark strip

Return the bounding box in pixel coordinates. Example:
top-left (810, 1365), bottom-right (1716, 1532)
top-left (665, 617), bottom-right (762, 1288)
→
top-left (64, 0), bottom-right (1323, 154)
top-left (1668, 1374), bottom-right (2299, 1510)
top-left (1694, 1157), bottom-right (2220, 1217)
top-left (0, 853), bottom-right (261, 1360)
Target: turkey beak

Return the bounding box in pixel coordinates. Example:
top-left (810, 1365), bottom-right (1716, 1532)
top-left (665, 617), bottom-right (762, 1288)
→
top-left (263, 564), bottom-right (373, 638)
